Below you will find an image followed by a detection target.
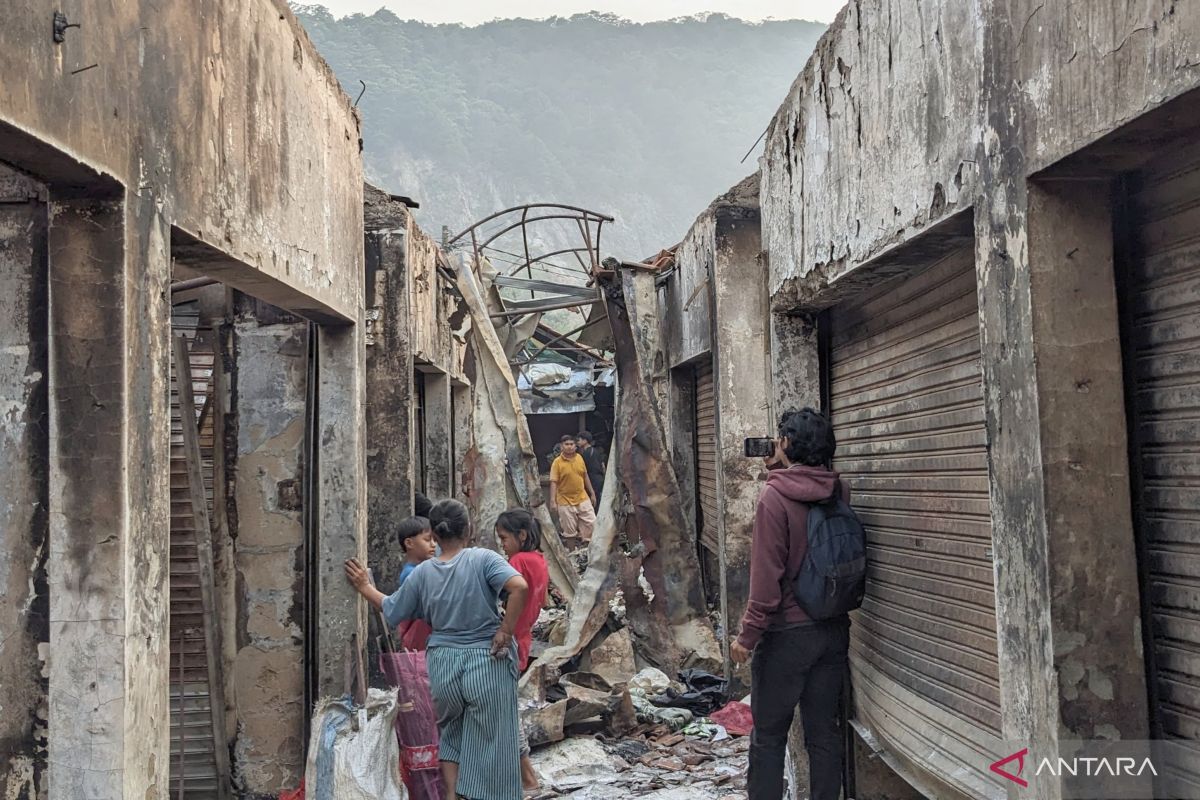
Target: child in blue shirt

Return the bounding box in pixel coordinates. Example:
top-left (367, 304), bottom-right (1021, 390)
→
top-left (395, 515), bottom-right (437, 649)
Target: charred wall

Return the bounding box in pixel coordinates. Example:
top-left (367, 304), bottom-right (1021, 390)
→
top-left (760, 0), bottom-right (1200, 797)
top-left (0, 167), bottom-right (49, 798)
top-left (0, 2), bottom-right (364, 795)
top-left (364, 187), bottom-right (416, 593)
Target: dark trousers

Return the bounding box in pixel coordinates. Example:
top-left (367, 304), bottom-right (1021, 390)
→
top-left (748, 620), bottom-right (850, 800)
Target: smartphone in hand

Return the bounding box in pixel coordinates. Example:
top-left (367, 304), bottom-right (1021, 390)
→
top-left (743, 437), bottom-right (775, 458)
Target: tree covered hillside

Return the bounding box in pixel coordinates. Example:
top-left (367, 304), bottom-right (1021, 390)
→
top-left (294, 6), bottom-right (825, 259)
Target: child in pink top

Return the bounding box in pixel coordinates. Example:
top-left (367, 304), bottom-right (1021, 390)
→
top-left (496, 509), bottom-right (550, 793)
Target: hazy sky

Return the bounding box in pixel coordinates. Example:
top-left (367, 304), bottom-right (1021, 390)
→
top-left (309, 0), bottom-right (846, 24)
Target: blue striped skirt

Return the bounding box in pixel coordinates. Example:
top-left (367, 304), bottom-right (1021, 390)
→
top-left (426, 647), bottom-right (521, 800)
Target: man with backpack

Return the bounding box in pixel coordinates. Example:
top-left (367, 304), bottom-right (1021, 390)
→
top-left (730, 407), bottom-right (866, 800)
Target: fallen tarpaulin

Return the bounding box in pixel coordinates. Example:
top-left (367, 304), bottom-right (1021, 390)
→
top-left (452, 253), bottom-right (577, 601)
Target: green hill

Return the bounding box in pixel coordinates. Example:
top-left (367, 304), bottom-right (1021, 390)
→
top-left (294, 6), bottom-right (825, 260)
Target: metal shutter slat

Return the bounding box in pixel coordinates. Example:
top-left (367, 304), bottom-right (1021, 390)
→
top-left (1129, 151), bottom-right (1200, 789)
top-left (694, 361), bottom-right (719, 554)
top-left (830, 248), bottom-right (1002, 800)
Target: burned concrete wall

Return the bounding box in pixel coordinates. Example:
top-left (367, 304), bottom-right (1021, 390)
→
top-left (360, 186), bottom-right (480, 660)
top-left (409, 217), bottom-right (468, 381)
top-left (1, 3), bottom-right (364, 794)
top-left (661, 215), bottom-right (715, 368)
top-left (760, 1), bottom-right (1200, 797)
top-left (1, 0), bottom-right (363, 321)
top-left (227, 302), bottom-right (309, 796)
top-left (761, 0), bottom-right (982, 309)
top-left (365, 188), bottom-right (417, 593)
top-left (0, 167), bottom-right (48, 798)
top-left (364, 186), bottom-right (470, 588)
top-left (656, 176), bottom-right (770, 670)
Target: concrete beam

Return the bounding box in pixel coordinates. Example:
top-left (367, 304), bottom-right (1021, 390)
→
top-left (47, 195), bottom-right (170, 799)
top-left (172, 229), bottom-right (353, 325)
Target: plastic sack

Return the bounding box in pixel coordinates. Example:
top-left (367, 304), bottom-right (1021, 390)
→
top-left (380, 651), bottom-right (445, 800)
top-left (628, 667), bottom-right (672, 695)
top-left (304, 688), bottom-right (407, 800)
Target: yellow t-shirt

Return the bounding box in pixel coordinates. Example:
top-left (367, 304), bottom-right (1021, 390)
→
top-left (551, 454), bottom-right (589, 506)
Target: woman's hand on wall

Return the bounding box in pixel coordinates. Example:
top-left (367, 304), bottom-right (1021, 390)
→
top-left (344, 558), bottom-right (373, 590)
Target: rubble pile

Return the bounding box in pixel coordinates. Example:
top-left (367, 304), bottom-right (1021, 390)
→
top-left (529, 721), bottom-right (749, 800)
top-left (520, 618), bottom-right (752, 800)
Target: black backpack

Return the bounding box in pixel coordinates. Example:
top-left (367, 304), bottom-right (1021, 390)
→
top-left (793, 488), bottom-right (867, 619)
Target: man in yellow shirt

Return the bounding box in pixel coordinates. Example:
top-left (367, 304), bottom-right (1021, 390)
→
top-left (549, 434), bottom-right (597, 544)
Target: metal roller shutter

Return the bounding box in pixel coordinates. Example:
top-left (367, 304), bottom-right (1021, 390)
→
top-left (1126, 144), bottom-right (1200, 798)
top-left (695, 361), bottom-right (719, 554)
top-left (829, 248), bottom-right (1003, 799)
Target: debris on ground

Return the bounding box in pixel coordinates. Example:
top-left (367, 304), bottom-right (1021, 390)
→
top-left (709, 702), bottom-right (754, 737)
top-left (628, 667), bottom-right (672, 695)
top-left (583, 629), bottom-right (637, 686)
top-left (528, 723), bottom-right (750, 799)
top-left (648, 669), bottom-right (728, 716)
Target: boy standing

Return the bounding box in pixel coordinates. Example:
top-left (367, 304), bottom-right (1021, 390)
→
top-left (395, 515), bottom-right (437, 650)
top-left (549, 434), bottom-right (597, 545)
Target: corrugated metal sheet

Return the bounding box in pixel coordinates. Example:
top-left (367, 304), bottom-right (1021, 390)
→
top-left (1127, 145), bottom-right (1200, 798)
top-left (695, 361), bottom-right (719, 554)
top-left (170, 332), bottom-right (221, 797)
top-left (829, 249), bottom-right (1003, 800)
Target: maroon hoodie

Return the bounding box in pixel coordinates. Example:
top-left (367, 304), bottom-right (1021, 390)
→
top-left (736, 464), bottom-right (847, 651)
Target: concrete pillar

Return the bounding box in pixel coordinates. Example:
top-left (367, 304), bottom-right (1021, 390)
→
top-left (0, 168), bottom-right (49, 798)
top-left (451, 381), bottom-right (472, 501)
top-left (769, 311), bottom-right (821, 418)
top-left (975, 179), bottom-right (1062, 798)
top-left (364, 220), bottom-right (414, 594)
top-left (1025, 180), bottom-right (1148, 736)
top-left (228, 308), bottom-right (309, 792)
top-left (47, 195), bottom-right (170, 798)
top-left (711, 210), bottom-right (770, 682)
top-left (315, 324), bottom-right (368, 698)
top-left (423, 371), bottom-right (453, 500)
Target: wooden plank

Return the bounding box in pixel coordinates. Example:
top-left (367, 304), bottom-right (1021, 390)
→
top-left (173, 336), bottom-right (232, 800)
